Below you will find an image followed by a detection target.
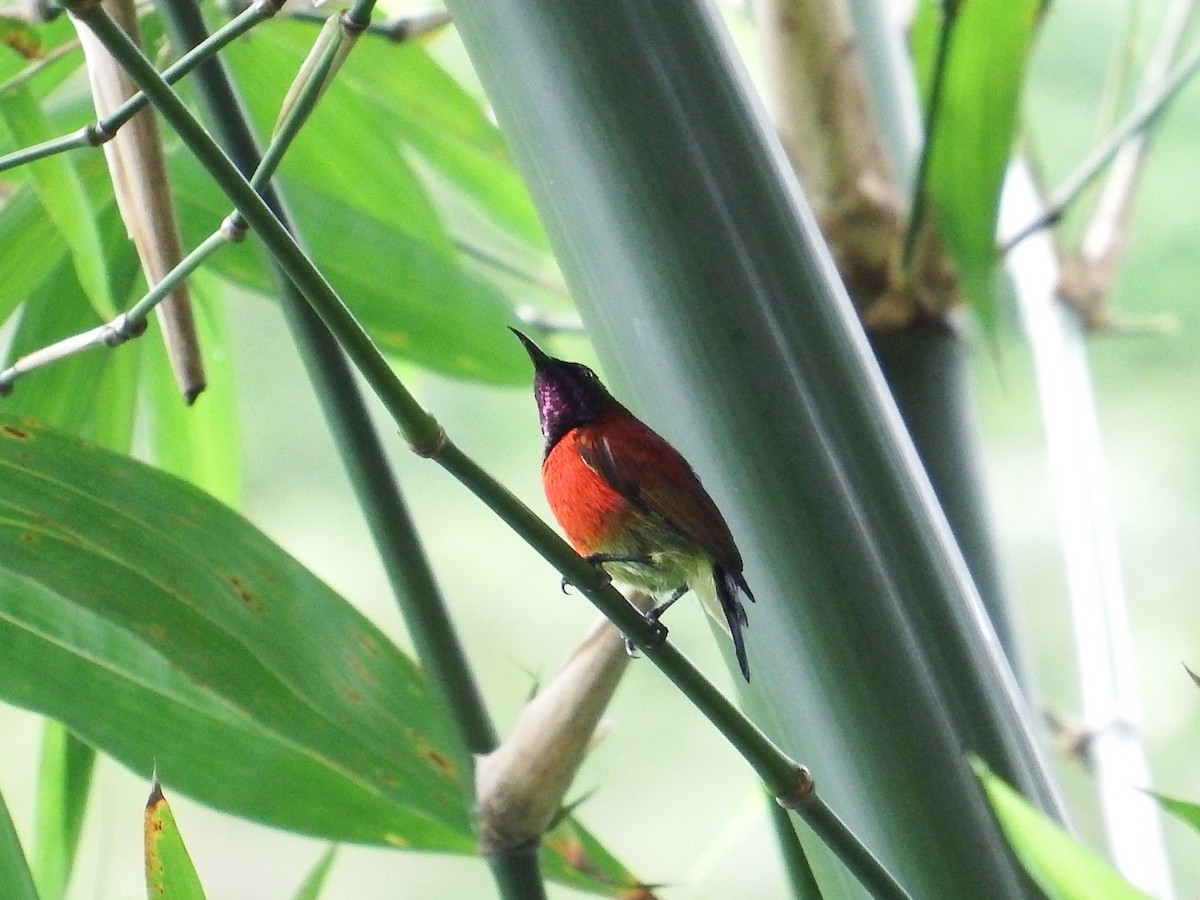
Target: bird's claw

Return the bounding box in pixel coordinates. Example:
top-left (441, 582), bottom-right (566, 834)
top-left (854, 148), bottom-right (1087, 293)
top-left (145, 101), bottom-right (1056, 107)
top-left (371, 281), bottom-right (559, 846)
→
top-left (561, 564), bottom-right (613, 595)
top-left (623, 635), bottom-right (641, 660)
top-left (622, 613), bottom-right (669, 661)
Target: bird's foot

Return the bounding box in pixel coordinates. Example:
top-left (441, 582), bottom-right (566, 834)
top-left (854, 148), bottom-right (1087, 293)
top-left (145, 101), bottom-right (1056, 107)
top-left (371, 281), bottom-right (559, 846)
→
top-left (622, 605), bottom-right (671, 660)
top-left (647, 585), bottom-right (687, 623)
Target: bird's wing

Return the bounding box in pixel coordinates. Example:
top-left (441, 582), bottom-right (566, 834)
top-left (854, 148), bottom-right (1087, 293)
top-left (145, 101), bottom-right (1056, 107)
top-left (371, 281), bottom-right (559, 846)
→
top-left (574, 419), bottom-right (743, 570)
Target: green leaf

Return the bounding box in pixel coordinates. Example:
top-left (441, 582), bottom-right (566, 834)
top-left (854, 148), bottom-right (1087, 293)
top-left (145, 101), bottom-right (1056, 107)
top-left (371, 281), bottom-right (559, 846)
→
top-left (142, 271), bottom-right (241, 507)
top-left (0, 415), bottom-right (471, 849)
top-left (1148, 791), bottom-right (1200, 835)
top-left (1, 193), bottom-right (141, 446)
top-left (911, 0), bottom-right (1041, 326)
top-left (971, 758), bottom-right (1152, 900)
top-left (541, 818), bottom-right (654, 898)
top-left (195, 19), bottom-right (539, 383)
top-left (0, 416), bottom-right (648, 896)
top-left (267, 21), bottom-right (550, 253)
top-left (0, 85), bottom-right (117, 318)
top-left (144, 781), bottom-right (206, 900)
top-left (171, 149), bottom-right (528, 383)
top-left (31, 723), bottom-right (94, 900)
top-left (0, 784), bottom-right (39, 900)
top-left (292, 845), bottom-right (336, 900)
top-left (0, 185), bottom-right (82, 327)
top-left (0, 16), bottom-right (79, 102)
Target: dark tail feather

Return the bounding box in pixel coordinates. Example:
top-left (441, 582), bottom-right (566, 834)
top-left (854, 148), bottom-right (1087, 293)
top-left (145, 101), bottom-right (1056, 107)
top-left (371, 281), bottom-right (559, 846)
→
top-left (714, 564), bottom-right (752, 681)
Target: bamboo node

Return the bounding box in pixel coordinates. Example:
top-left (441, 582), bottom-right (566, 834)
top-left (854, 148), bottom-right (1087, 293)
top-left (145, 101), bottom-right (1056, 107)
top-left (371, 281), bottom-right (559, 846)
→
top-left (409, 423), bottom-right (447, 458)
top-left (775, 766), bottom-right (815, 810)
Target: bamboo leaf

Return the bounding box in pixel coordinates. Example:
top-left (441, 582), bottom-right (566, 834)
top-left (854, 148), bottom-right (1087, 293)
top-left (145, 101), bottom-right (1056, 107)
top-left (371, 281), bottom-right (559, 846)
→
top-left (971, 758), bottom-right (1151, 900)
top-left (0, 197), bottom-right (141, 446)
top-left (0, 785), bottom-right (39, 900)
top-left (292, 846), bottom-right (336, 900)
top-left (31, 724), bottom-right (94, 900)
top-left (269, 21), bottom-right (550, 253)
top-left (0, 185), bottom-right (85, 328)
top-left (0, 415), bottom-right (471, 848)
top-left (0, 415), bottom-right (652, 895)
top-left (541, 818), bottom-right (656, 898)
top-left (144, 781), bottom-right (206, 900)
top-left (0, 16), bottom-right (42, 59)
top-left (911, 0), bottom-right (1041, 326)
top-left (206, 19), bottom-right (538, 383)
top-left (0, 85), bottom-right (117, 318)
top-left (1147, 791), bottom-right (1200, 835)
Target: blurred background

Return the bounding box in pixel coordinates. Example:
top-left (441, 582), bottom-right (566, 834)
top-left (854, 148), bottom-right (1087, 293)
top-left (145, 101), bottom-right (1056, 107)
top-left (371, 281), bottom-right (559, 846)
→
top-left (4, 0), bottom-right (1200, 896)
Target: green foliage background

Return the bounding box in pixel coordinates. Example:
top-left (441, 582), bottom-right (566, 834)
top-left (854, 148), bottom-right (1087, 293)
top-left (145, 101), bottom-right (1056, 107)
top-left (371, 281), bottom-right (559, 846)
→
top-left (0, 0), bottom-right (1198, 896)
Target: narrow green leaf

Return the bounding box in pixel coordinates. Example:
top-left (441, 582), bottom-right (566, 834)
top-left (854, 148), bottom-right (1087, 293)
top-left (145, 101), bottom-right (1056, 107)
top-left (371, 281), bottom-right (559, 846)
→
top-left (0, 185), bottom-right (81, 327)
top-left (911, 0), bottom-right (1041, 326)
top-left (292, 846), bottom-right (337, 900)
top-left (0, 784), bottom-right (39, 900)
top-left (971, 758), bottom-right (1152, 900)
top-left (31, 723), bottom-right (94, 900)
top-left (540, 818), bottom-right (654, 898)
top-left (189, 19), bottom-right (536, 383)
top-left (144, 781), bottom-right (206, 900)
top-left (142, 271), bottom-right (241, 507)
top-left (0, 15), bottom-right (77, 99)
top-left (0, 85), bottom-right (117, 318)
top-left (1, 198), bottom-right (141, 446)
top-left (170, 149), bottom-right (527, 383)
top-left (0, 415), bottom-right (470, 848)
top-left (1147, 791), bottom-right (1200, 835)
top-left (256, 21), bottom-right (550, 252)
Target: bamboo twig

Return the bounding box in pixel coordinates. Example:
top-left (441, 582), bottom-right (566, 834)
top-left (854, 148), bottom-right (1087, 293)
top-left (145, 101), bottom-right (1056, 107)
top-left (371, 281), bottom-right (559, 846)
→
top-left (0, 13), bottom-right (344, 394)
top-left (0, 0), bottom-right (280, 176)
top-left (1065, 0), bottom-right (1200, 317)
top-left (1002, 32), bottom-right (1200, 254)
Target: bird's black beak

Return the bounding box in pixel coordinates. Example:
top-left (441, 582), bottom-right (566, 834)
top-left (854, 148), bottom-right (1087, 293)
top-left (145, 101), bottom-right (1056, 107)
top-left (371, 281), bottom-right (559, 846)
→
top-left (510, 327), bottom-right (554, 372)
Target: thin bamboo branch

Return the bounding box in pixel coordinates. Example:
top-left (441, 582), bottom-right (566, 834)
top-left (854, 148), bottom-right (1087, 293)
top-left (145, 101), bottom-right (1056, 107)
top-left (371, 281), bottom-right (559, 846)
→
top-left (1002, 32), bottom-right (1200, 253)
top-left (1065, 0), bottom-right (1200, 319)
top-left (0, 16), bottom-right (342, 393)
top-left (0, 0), bottom-right (278, 176)
top-left (767, 800), bottom-right (823, 900)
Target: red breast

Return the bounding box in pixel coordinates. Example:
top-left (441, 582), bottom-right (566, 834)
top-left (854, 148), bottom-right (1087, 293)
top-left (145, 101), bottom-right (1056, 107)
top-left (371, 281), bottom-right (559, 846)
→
top-left (542, 422), bottom-right (634, 555)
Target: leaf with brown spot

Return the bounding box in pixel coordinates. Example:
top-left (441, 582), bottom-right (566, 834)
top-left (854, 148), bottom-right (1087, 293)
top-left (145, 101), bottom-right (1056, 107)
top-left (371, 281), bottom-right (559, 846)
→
top-left (2, 425), bottom-right (32, 441)
top-left (0, 17), bottom-right (41, 59)
top-left (0, 416), bottom-right (469, 849)
top-left (144, 780), bottom-right (206, 900)
top-left (0, 416), bottom-right (655, 897)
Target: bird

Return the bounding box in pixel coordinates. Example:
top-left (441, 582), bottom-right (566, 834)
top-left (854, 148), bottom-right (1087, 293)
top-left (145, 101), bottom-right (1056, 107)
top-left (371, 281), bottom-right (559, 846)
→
top-left (512, 328), bottom-right (756, 680)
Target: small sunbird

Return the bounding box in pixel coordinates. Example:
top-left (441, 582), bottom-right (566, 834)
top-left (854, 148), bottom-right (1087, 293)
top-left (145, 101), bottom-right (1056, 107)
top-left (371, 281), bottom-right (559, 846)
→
top-left (513, 329), bottom-right (755, 680)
